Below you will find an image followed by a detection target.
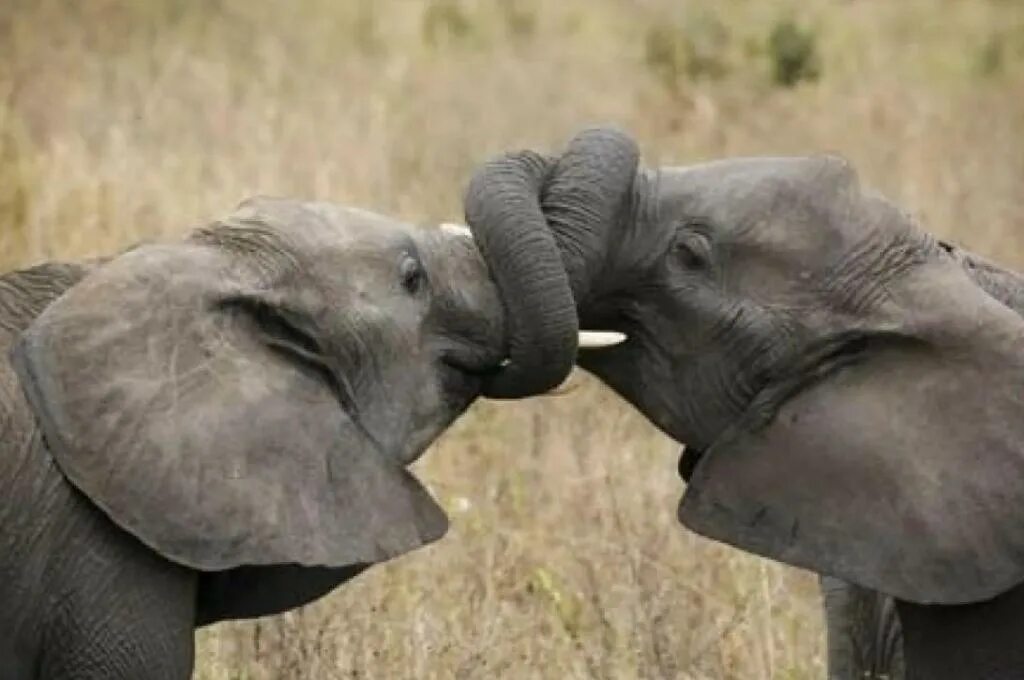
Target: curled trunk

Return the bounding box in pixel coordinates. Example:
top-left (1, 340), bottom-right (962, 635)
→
top-left (463, 128), bottom-right (640, 398)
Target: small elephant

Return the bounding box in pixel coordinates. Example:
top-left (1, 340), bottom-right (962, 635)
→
top-left (464, 128), bottom-right (1024, 679)
top-left (0, 198), bottom-right (519, 679)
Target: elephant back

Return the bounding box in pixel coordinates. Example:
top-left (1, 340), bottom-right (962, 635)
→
top-left (0, 261), bottom-right (94, 649)
top-left (0, 262), bottom-right (92, 344)
top-left (0, 261), bottom-right (92, 450)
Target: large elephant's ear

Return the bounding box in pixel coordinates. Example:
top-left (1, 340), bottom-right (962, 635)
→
top-left (12, 241), bottom-right (446, 571)
top-left (679, 254), bottom-right (1024, 605)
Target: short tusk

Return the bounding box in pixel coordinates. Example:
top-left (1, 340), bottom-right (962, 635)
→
top-left (439, 222), bottom-right (473, 239)
top-left (578, 330), bottom-right (627, 348)
top-left (493, 331), bottom-right (626, 397)
top-left (498, 331), bottom-right (625, 368)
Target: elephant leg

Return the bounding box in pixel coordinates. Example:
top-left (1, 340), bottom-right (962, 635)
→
top-left (820, 576), bottom-right (904, 680)
top-left (37, 551), bottom-right (197, 679)
top-left (896, 580), bottom-right (1024, 680)
top-left (35, 491), bottom-right (198, 679)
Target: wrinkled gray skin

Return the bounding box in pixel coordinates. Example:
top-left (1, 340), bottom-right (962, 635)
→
top-left (820, 576), bottom-right (905, 679)
top-left (465, 128), bottom-right (1024, 680)
top-left (0, 198), bottom-right (509, 679)
top-left (820, 244), bottom-right (1024, 680)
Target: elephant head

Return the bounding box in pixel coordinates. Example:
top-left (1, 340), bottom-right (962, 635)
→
top-left (464, 128), bottom-right (1024, 606)
top-left (11, 197), bottom-right (531, 576)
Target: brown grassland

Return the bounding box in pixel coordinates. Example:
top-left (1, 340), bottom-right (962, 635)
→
top-left (2, 1), bottom-right (1024, 678)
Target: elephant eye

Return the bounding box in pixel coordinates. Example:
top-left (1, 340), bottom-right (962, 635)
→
top-left (674, 227), bottom-right (713, 270)
top-left (400, 253), bottom-right (426, 295)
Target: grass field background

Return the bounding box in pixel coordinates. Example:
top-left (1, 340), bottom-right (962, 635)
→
top-left (3, 1), bottom-right (1024, 678)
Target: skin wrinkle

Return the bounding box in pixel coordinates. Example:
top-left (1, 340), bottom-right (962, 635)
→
top-left (333, 315), bottom-right (394, 457)
top-left (0, 264), bottom-right (89, 335)
top-left (942, 242), bottom-right (1024, 314)
top-left (822, 228), bottom-right (931, 315)
top-left (594, 162), bottom-right (924, 454)
top-left (466, 139), bottom-right (622, 397)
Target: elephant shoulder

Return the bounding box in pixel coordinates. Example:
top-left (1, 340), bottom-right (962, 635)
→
top-left (0, 262), bottom-right (93, 341)
top-left (0, 261), bottom-right (94, 439)
top-left (0, 262), bottom-right (95, 550)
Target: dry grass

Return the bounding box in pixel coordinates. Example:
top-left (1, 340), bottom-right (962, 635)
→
top-left (3, 1), bottom-right (1023, 678)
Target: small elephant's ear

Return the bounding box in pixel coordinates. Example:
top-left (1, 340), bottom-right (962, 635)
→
top-left (12, 241), bottom-right (447, 571)
top-left (680, 254), bottom-right (1024, 605)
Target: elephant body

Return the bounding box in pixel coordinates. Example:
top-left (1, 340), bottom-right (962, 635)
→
top-left (0, 199), bottom-right (511, 678)
top-left (0, 263), bottom-right (194, 678)
top-left (465, 128), bottom-right (1024, 680)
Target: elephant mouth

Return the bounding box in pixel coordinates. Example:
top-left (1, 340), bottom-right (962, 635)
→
top-left (438, 358), bottom-right (489, 413)
top-left (677, 446), bottom-right (704, 483)
top-left (440, 341), bottom-right (507, 392)
top-left (368, 350), bottom-right (498, 468)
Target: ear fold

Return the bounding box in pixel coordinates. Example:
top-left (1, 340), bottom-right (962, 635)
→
top-left (13, 241), bottom-right (447, 571)
top-left (679, 256), bottom-right (1024, 605)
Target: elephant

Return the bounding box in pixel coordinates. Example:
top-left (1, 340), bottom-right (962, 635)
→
top-left (0, 195), bottom-right (608, 679)
top-left (462, 127), bottom-right (1024, 679)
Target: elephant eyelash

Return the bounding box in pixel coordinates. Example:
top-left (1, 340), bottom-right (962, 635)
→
top-left (400, 253), bottom-right (427, 295)
top-left (674, 228), bottom-right (713, 270)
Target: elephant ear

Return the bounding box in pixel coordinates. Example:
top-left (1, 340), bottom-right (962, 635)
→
top-left (679, 253), bottom-right (1024, 605)
top-left (12, 241), bottom-right (447, 571)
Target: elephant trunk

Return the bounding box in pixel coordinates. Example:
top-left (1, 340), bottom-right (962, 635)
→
top-left (463, 128), bottom-right (640, 399)
top-left (540, 128), bottom-right (641, 306)
top-left (464, 150), bottom-right (577, 398)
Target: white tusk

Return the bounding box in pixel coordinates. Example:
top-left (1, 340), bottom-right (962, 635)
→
top-left (578, 330), bottom-right (627, 348)
top-left (439, 222), bottom-right (473, 239)
top-left (498, 331), bottom-right (626, 369)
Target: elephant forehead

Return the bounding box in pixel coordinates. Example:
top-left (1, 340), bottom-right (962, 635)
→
top-left (228, 197), bottom-right (416, 249)
top-left (655, 155), bottom-right (858, 226)
top-left (204, 199), bottom-right (423, 298)
top-left (656, 158), bottom-right (919, 274)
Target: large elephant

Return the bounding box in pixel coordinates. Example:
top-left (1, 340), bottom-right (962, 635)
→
top-left (0, 196), bottom-right (595, 679)
top-left (464, 128), bottom-right (1024, 679)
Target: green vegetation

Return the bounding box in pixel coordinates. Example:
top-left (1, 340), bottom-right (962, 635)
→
top-left (768, 19), bottom-right (820, 87)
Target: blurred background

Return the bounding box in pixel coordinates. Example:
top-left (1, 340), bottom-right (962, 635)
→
top-left (2, 0), bottom-right (1023, 677)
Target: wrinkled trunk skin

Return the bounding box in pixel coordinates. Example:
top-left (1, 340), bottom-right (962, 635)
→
top-left (464, 151), bottom-right (578, 398)
top-left (463, 128), bottom-right (639, 398)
